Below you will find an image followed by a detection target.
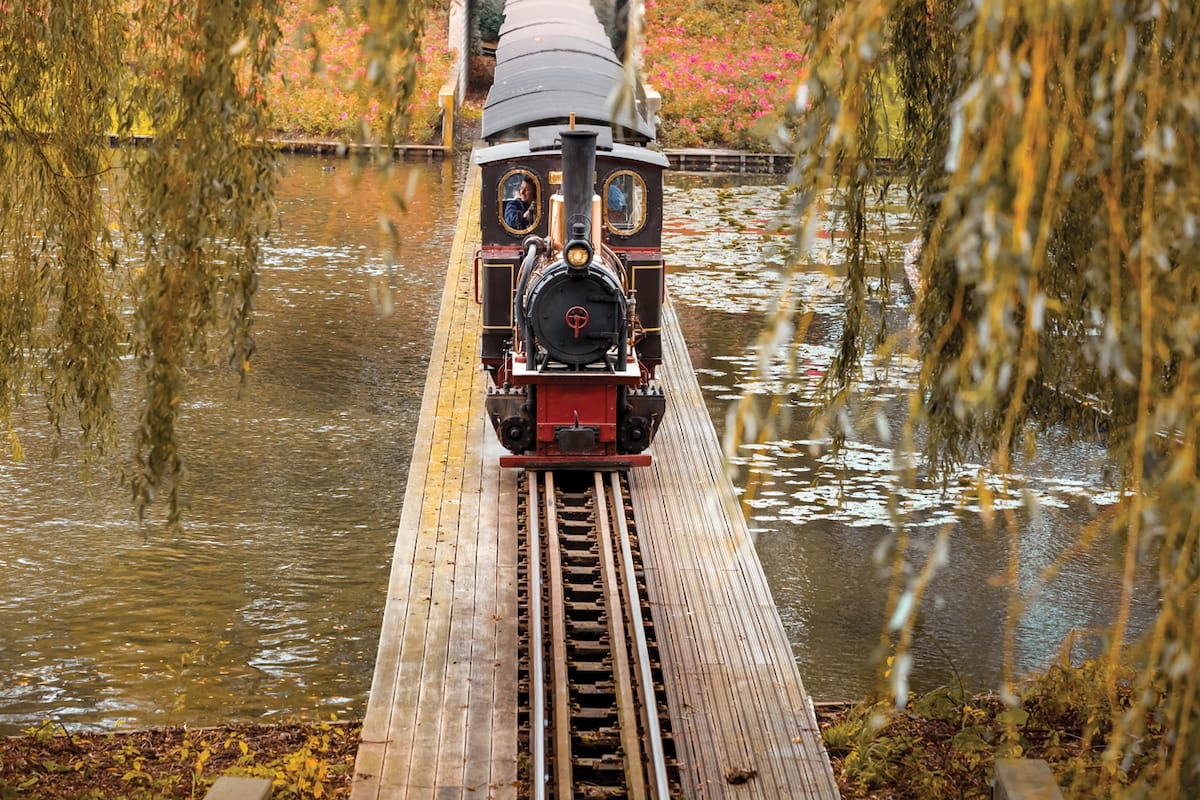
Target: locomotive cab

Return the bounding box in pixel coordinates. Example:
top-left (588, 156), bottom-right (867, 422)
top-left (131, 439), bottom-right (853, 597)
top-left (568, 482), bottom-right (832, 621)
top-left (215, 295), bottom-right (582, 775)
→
top-left (474, 126), bottom-right (669, 467)
top-left (475, 127), bottom-right (669, 376)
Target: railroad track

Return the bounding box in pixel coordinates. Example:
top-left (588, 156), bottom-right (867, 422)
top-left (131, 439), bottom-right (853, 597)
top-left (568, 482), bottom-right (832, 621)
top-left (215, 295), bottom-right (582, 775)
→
top-left (518, 470), bottom-right (680, 799)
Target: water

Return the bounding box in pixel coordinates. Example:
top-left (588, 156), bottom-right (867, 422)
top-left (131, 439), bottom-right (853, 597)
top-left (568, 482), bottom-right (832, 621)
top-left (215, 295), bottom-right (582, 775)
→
top-left (661, 174), bottom-right (1156, 699)
top-left (0, 155), bottom-right (460, 732)
top-left (0, 159), bottom-right (1153, 734)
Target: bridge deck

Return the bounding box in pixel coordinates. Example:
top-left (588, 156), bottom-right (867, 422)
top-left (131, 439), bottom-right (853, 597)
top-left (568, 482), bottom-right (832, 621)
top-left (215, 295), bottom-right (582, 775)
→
top-left (350, 161), bottom-right (838, 799)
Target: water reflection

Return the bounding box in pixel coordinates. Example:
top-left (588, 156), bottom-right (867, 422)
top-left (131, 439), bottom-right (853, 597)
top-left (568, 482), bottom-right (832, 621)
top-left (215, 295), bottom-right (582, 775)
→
top-left (0, 155), bottom-right (461, 733)
top-left (663, 174), bottom-right (1156, 700)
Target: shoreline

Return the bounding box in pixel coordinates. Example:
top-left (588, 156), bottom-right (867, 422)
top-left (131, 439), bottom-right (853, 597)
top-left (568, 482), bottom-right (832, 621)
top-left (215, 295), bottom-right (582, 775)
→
top-left (100, 131), bottom-right (803, 174)
top-left (0, 707), bottom-right (856, 799)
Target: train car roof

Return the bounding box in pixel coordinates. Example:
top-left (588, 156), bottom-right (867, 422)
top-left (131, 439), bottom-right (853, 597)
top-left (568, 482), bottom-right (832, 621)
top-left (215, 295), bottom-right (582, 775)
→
top-left (474, 126), bottom-right (670, 169)
top-left (482, 0), bottom-right (656, 143)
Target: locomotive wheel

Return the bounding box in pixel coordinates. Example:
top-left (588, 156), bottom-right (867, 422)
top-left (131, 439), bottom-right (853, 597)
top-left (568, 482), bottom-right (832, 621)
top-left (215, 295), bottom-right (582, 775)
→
top-left (618, 415), bottom-right (652, 453)
top-left (499, 415), bottom-right (534, 453)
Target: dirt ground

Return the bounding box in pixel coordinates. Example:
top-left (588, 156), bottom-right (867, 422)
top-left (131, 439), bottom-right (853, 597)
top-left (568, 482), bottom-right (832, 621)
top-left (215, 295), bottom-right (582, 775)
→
top-left (0, 720), bottom-right (362, 799)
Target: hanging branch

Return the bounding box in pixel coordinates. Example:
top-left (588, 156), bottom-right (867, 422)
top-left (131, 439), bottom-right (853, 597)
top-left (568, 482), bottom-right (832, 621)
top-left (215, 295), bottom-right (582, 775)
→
top-left (783, 0), bottom-right (1200, 793)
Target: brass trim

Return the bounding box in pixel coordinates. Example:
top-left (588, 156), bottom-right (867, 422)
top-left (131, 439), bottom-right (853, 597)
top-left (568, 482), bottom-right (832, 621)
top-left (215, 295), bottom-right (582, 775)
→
top-left (498, 168), bottom-right (542, 235)
top-left (603, 170), bottom-right (647, 237)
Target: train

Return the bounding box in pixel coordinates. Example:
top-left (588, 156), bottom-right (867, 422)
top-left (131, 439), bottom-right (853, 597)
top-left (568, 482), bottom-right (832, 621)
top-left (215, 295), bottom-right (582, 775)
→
top-left (474, 0), bottom-right (669, 468)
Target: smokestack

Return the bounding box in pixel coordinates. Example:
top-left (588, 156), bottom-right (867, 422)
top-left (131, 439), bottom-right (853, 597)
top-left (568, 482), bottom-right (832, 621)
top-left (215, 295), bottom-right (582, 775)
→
top-left (559, 129), bottom-right (597, 270)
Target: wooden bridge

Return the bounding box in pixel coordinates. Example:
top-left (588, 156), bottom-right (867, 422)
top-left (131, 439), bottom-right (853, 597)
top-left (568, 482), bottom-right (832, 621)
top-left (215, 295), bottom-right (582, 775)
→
top-left (349, 161), bottom-right (839, 799)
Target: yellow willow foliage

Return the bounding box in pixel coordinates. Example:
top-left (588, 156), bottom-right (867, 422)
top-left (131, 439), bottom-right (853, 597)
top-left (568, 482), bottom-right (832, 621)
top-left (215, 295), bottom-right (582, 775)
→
top-left (0, 0), bottom-right (428, 527)
top-left (779, 0), bottom-right (1199, 794)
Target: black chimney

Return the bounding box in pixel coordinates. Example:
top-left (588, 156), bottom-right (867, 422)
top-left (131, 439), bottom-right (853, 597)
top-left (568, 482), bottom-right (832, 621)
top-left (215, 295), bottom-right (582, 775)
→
top-left (559, 129), bottom-right (597, 268)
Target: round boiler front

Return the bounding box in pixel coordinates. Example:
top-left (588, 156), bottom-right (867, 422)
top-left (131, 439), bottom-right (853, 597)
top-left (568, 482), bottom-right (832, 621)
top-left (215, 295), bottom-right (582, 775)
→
top-left (525, 262), bottom-right (626, 365)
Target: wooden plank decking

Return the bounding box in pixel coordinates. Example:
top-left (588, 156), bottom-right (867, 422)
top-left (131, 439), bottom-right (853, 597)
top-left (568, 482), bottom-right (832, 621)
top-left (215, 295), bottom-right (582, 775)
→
top-left (351, 160), bottom-right (838, 799)
top-left (630, 300), bottom-right (839, 797)
top-left (352, 162), bottom-right (520, 799)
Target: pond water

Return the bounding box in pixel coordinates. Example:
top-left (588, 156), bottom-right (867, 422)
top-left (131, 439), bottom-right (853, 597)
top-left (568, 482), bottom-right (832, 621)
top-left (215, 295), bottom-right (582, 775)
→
top-left (661, 175), bottom-right (1156, 699)
top-left (0, 156), bottom-right (1154, 733)
top-left (0, 155), bottom-right (460, 733)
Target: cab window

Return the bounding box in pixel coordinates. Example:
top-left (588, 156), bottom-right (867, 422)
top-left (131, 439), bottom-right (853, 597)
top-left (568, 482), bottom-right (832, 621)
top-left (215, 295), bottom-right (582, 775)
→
top-left (500, 169), bottom-right (540, 235)
top-left (603, 171), bottom-right (646, 236)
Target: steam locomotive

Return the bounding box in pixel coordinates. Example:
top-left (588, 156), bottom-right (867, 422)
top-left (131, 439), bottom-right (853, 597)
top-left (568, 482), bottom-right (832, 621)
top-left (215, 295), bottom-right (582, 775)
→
top-left (474, 0), bottom-right (668, 468)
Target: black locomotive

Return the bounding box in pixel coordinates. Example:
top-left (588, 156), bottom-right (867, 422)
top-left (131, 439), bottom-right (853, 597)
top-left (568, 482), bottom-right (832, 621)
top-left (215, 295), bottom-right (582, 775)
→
top-left (474, 0), bottom-right (668, 468)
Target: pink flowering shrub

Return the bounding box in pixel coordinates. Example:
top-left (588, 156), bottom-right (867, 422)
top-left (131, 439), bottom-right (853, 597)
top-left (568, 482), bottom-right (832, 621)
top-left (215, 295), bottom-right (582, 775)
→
top-left (269, 0), bottom-right (453, 143)
top-left (262, 0), bottom-right (803, 148)
top-left (643, 0), bottom-right (809, 150)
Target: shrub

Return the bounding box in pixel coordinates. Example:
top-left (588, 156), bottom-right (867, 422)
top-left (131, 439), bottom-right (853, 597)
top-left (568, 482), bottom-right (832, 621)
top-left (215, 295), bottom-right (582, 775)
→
top-left (268, 0), bottom-right (454, 143)
top-left (642, 0), bottom-right (809, 150)
top-left (478, 0), bottom-right (505, 44)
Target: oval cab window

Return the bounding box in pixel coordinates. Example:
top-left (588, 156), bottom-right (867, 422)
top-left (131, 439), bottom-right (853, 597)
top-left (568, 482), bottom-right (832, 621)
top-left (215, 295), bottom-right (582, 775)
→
top-left (604, 171), bottom-right (646, 236)
top-left (500, 169), bottom-right (540, 235)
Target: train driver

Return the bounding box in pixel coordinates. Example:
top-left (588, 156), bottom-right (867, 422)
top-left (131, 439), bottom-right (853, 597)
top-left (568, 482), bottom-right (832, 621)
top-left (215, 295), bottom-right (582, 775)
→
top-left (504, 175), bottom-right (537, 229)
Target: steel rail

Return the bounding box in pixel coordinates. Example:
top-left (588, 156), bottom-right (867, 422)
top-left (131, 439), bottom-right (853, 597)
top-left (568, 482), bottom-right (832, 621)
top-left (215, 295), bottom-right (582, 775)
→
top-left (611, 471), bottom-right (671, 799)
top-left (525, 472), bottom-right (547, 800)
top-left (593, 472), bottom-right (649, 800)
top-left (542, 471), bottom-right (574, 798)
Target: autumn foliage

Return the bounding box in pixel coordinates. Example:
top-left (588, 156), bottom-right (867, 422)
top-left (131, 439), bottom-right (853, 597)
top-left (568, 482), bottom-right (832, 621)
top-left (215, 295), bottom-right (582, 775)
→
top-left (268, 0), bottom-right (453, 142)
top-left (642, 0), bottom-right (809, 149)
